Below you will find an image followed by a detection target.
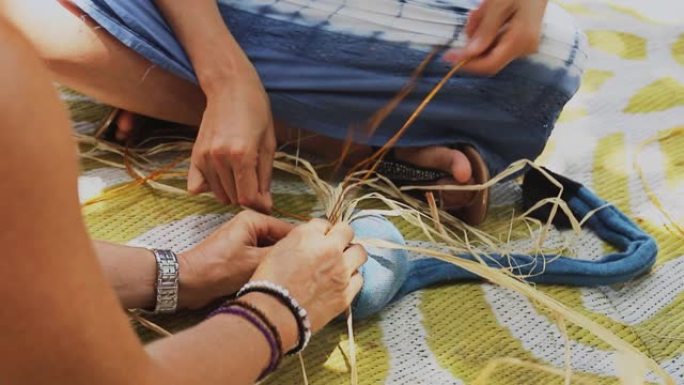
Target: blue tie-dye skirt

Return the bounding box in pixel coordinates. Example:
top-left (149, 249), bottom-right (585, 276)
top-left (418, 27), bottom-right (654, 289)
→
top-left (65, 2), bottom-right (658, 322)
top-left (70, 0), bottom-right (587, 175)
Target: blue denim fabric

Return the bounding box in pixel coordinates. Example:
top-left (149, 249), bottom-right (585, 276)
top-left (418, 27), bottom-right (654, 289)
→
top-left (349, 185), bottom-right (657, 319)
top-left (71, 0), bottom-right (587, 176)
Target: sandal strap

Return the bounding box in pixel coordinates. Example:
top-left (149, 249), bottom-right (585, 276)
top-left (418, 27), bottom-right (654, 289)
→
top-left (372, 146), bottom-right (450, 184)
top-left (375, 159), bottom-right (450, 183)
top-left (369, 145), bottom-right (490, 226)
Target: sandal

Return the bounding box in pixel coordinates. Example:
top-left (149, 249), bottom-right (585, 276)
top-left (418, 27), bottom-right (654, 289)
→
top-left (374, 145), bottom-right (490, 226)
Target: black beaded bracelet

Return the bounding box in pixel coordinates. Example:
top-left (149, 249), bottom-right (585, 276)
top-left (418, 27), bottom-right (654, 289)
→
top-left (229, 300), bottom-right (284, 357)
top-left (237, 281), bottom-right (312, 355)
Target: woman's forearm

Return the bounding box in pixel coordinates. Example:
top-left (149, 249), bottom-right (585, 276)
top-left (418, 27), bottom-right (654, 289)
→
top-left (147, 293), bottom-right (297, 385)
top-left (154, 0), bottom-right (276, 214)
top-left (148, 314), bottom-right (270, 385)
top-left (2, 19), bottom-right (306, 385)
top-left (93, 241), bottom-right (157, 309)
top-left (93, 241), bottom-right (215, 310)
top-left (92, 241), bottom-right (298, 383)
top-left (154, 0), bottom-right (251, 94)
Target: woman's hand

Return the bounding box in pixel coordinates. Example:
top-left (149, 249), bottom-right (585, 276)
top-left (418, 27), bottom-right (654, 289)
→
top-left (444, 0), bottom-right (548, 75)
top-left (178, 210), bottom-right (294, 309)
top-left (187, 61), bottom-right (276, 213)
top-left (249, 219), bottom-right (367, 342)
top-left (153, 0), bottom-right (276, 213)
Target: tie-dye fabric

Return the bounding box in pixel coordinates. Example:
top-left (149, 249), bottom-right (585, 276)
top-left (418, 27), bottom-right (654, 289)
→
top-left (70, 0), bottom-right (587, 176)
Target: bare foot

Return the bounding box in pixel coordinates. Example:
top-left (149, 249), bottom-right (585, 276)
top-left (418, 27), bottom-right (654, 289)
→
top-left (395, 146), bottom-right (473, 184)
top-left (274, 123), bottom-right (476, 186)
top-left (106, 110), bottom-right (195, 145)
top-left (114, 110), bottom-right (136, 142)
top-left (394, 146), bottom-right (477, 208)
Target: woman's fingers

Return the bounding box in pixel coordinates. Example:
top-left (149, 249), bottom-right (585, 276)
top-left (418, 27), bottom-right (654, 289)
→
top-left (231, 150), bottom-right (264, 211)
top-left (302, 218), bottom-right (332, 235)
top-left (211, 155), bottom-right (239, 204)
top-left (257, 132), bottom-right (275, 211)
top-left (194, 152), bottom-right (230, 204)
top-left (188, 149), bottom-right (231, 204)
top-left (237, 210), bottom-right (295, 243)
top-left (465, 6), bottom-right (484, 37)
top-left (461, 27), bottom-right (518, 74)
top-left (328, 222), bottom-right (355, 251)
top-left (464, 21), bottom-right (539, 74)
top-left (187, 161), bottom-right (209, 195)
top-left (206, 137), bottom-right (272, 213)
top-left (344, 273), bottom-right (364, 306)
top-left (462, 0), bottom-right (515, 59)
top-left (194, 142), bottom-right (273, 212)
top-left (444, 0), bottom-right (545, 76)
top-left (343, 245), bottom-right (368, 276)
top-left (443, 2), bottom-right (512, 68)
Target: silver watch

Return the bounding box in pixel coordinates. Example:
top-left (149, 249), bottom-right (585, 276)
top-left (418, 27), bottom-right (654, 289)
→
top-left (151, 249), bottom-right (179, 314)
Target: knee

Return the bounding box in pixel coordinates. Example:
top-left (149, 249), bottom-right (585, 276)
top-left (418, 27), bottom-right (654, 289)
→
top-left (489, 4), bottom-right (586, 149)
top-left (2, 0), bottom-right (98, 73)
top-left (0, 19), bottom-right (42, 90)
top-left (532, 3), bottom-right (588, 83)
top-left (0, 18), bottom-right (70, 133)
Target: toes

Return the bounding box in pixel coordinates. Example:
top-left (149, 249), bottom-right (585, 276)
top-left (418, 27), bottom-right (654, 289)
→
top-left (395, 146), bottom-right (473, 184)
top-left (450, 150), bottom-right (472, 184)
top-left (114, 111), bottom-right (136, 142)
top-left (396, 146), bottom-right (449, 170)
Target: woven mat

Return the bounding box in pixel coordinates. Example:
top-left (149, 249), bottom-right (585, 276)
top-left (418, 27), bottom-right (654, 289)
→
top-left (66, 1), bottom-right (684, 383)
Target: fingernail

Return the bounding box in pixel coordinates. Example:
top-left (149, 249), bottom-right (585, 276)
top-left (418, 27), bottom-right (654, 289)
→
top-left (442, 50), bottom-right (462, 64)
top-left (186, 184), bottom-right (198, 195)
top-left (468, 37), bottom-right (483, 52)
top-left (263, 193), bottom-right (273, 210)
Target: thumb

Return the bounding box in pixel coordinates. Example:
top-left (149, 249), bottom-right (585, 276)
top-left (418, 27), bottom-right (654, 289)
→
top-left (246, 246), bottom-right (273, 266)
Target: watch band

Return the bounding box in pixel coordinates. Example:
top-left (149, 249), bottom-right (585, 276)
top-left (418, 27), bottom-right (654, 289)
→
top-left (152, 249), bottom-right (179, 314)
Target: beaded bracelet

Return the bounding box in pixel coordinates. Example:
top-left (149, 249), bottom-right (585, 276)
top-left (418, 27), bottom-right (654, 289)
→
top-left (208, 301), bottom-right (282, 379)
top-left (237, 281), bottom-right (312, 355)
top-left (226, 300), bottom-right (283, 357)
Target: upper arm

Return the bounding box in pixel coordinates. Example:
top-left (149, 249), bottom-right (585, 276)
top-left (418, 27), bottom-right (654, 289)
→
top-left (0, 20), bottom-right (151, 385)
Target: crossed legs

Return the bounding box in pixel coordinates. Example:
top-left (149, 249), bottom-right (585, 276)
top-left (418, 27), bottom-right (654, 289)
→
top-left (3, 0), bottom-right (476, 201)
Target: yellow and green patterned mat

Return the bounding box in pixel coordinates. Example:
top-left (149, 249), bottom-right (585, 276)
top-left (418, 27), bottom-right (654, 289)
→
top-left (66, 1), bottom-right (684, 383)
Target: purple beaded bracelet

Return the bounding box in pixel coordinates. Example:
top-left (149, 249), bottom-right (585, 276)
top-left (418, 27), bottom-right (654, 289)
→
top-left (237, 280), bottom-right (312, 355)
top-left (209, 304), bottom-right (281, 379)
